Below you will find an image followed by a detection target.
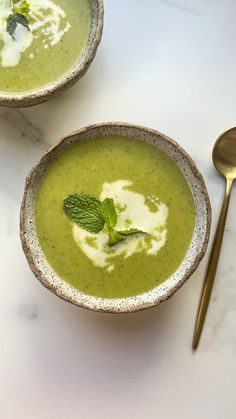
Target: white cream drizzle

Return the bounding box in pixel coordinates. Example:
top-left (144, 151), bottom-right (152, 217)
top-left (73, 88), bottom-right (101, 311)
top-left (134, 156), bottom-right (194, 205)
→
top-left (0, 0), bottom-right (71, 67)
top-left (73, 180), bottom-right (169, 272)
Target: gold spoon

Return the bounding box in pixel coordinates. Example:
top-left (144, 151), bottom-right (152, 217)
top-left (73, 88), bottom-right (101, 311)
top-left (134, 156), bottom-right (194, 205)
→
top-left (192, 127), bottom-right (236, 350)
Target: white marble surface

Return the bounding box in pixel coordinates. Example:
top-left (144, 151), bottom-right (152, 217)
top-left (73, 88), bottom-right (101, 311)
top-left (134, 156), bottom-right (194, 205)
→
top-left (1, 1), bottom-right (236, 418)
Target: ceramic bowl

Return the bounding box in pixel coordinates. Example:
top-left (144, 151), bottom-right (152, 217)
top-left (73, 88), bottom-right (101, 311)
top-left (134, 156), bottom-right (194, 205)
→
top-left (0, 0), bottom-right (103, 108)
top-left (20, 122), bottom-right (211, 313)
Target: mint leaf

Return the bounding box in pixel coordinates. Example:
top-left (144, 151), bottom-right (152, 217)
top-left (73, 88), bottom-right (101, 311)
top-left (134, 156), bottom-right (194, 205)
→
top-left (14, 0), bottom-right (30, 17)
top-left (6, 14), bottom-right (18, 38)
top-left (118, 228), bottom-right (146, 236)
top-left (7, 0), bottom-right (30, 39)
top-left (100, 198), bottom-right (117, 229)
top-left (15, 13), bottom-right (29, 28)
top-left (63, 194), bottom-right (105, 234)
top-left (108, 229), bottom-right (125, 247)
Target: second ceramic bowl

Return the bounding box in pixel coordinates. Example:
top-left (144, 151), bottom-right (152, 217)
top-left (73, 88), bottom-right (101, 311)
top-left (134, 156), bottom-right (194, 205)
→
top-left (0, 0), bottom-right (103, 107)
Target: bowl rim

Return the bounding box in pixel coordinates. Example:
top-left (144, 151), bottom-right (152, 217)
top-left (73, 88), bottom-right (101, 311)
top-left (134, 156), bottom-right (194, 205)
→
top-left (20, 122), bottom-right (212, 313)
top-left (0, 0), bottom-right (104, 108)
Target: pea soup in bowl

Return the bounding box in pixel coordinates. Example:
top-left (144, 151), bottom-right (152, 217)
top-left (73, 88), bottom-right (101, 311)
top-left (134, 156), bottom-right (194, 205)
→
top-left (0, 0), bottom-right (103, 107)
top-left (20, 123), bottom-right (211, 313)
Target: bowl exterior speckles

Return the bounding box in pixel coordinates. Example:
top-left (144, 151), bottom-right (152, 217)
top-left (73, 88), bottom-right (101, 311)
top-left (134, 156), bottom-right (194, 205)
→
top-left (20, 123), bottom-right (211, 313)
top-left (0, 0), bottom-right (103, 108)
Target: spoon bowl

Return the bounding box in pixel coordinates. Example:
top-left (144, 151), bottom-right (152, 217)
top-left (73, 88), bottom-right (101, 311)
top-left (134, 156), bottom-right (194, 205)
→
top-left (213, 127), bottom-right (236, 179)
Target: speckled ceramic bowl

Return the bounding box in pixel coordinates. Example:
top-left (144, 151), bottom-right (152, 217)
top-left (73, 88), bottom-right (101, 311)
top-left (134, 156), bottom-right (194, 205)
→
top-left (20, 123), bottom-right (211, 313)
top-left (0, 0), bottom-right (103, 108)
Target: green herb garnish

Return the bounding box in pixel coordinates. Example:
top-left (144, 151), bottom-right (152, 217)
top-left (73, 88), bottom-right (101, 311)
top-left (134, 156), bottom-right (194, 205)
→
top-left (7, 0), bottom-right (30, 39)
top-left (107, 229), bottom-right (125, 247)
top-left (63, 194), bottom-right (105, 234)
top-left (63, 194), bottom-right (147, 247)
top-left (99, 198), bottom-right (117, 229)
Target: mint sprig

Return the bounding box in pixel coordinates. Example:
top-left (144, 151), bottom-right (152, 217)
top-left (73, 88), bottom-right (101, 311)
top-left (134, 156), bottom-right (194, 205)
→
top-left (63, 194), bottom-right (147, 247)
top-left (7, 0), bottom-right (30, 39)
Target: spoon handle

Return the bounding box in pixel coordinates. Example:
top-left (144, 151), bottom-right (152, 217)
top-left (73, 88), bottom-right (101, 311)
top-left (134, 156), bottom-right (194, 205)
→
top-left (192, 177), bottom-right (233, 350)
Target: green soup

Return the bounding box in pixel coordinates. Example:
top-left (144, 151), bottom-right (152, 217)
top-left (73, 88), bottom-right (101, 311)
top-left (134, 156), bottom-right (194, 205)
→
top-left (0, 0), bottom-right (90, 94)
top-left (35, 136), bottom-right (195, 299)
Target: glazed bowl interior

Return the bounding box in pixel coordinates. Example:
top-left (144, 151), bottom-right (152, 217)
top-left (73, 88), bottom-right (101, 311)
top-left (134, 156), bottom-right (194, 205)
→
top-left (20, 123), bottom-right (211, 313)
top-left (0, 0), bottom-right (103, 108)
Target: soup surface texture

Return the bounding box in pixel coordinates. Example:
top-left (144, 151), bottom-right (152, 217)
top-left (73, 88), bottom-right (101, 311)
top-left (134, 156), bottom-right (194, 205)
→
top-left (0, 0), bottom-right (90, 94)
top-left (35, 136), bottom-right (196, 298)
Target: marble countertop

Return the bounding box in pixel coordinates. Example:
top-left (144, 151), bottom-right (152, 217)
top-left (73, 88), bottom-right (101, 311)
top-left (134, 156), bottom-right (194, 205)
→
top-left (1, 1), bottom-right (236, 418)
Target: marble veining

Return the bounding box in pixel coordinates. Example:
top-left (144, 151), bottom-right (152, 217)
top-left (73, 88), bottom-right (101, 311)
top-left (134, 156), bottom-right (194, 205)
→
top-left (162, 0), bottom-right (200, 16)
top-left (17, 303), bottom-right (39, 320)
top-left (0, 108), bottom-right (44, 144)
